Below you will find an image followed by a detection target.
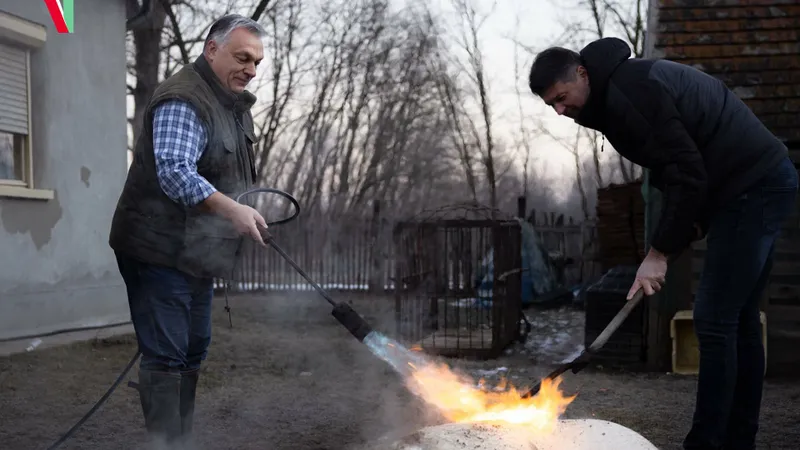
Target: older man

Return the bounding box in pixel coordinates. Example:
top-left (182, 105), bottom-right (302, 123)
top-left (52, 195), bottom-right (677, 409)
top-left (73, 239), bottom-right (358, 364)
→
top-left (527, 37), bottom-right (797, 450)
top-left (109, 14), bottom-right (267, 445)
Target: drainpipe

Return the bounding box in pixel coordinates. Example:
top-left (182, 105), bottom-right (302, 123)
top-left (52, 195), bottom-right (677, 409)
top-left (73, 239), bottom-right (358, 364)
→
top-left (126, 0), bottom-right (153, 30)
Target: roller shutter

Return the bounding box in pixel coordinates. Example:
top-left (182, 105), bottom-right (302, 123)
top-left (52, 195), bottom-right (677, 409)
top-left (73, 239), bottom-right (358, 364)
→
top-left (0, 41), bottom-right (29, 135)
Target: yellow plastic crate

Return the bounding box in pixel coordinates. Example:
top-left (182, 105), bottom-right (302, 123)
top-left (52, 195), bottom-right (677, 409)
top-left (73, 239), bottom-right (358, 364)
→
top-left (670, 310), bottom-right (767, 375)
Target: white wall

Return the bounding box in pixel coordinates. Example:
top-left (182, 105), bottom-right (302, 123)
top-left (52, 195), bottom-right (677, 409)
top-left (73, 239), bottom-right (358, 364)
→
top-left (0, 0), bottom-right (130, 341)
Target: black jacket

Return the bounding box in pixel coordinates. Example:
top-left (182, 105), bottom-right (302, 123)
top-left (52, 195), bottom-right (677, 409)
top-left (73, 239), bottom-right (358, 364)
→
top-left (576, 38), bottom-right (788, 256)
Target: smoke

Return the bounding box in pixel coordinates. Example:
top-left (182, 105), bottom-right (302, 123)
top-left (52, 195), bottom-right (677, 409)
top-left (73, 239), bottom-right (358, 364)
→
top-left (362, 332), bottom-right (429, 378)
top-left (342, 306), bottom-right (448, 449)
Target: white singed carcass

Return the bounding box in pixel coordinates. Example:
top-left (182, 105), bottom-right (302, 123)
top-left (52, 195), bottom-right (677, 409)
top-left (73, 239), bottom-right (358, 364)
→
top-left (376, 419), bottom-right (659, 450)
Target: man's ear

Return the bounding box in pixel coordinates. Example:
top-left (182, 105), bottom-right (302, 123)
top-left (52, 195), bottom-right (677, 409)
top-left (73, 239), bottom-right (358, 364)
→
top-left (576, 65), bottom-right (588, 78)
top-left (205, 40), bottom-right (218, 62)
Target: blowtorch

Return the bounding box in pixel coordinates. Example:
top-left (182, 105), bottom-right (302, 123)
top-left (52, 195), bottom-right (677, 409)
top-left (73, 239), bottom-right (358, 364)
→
top-left (238, 188), bottom-right (376, 342)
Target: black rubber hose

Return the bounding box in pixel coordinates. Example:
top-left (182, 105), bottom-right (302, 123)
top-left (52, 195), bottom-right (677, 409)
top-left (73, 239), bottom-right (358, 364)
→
top-left (45, 350), bottom-right (141, 450)
top-left (234, 187), bottom-right (300, 226)
top-left (45, 187), bottom-right (300, 450)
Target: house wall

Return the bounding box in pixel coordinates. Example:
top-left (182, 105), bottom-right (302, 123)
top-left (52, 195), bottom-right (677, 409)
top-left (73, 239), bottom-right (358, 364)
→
top-left (0, 0), bottom-right (130, 343)
top-left (652, 0), bottom-right (800, 376)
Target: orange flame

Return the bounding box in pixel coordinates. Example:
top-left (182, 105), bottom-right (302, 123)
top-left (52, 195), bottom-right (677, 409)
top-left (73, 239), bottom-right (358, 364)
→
top-left (403, 361), bottom-right (576, 433)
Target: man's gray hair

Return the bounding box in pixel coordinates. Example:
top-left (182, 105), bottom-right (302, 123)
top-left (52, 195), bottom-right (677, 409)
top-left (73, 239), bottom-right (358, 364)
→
top-left (204, 14), bottom-right (267, 47)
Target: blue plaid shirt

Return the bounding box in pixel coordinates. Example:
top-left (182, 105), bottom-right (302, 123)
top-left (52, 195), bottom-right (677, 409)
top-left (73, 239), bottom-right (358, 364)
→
top-left (152, 100), bottom-right (218, 206)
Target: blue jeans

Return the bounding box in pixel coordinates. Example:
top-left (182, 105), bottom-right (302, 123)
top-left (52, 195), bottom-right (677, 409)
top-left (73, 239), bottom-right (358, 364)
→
top-left (684, 156), bottom-right (798, 450)
top-left (115, 251), bottom-right (214, 373)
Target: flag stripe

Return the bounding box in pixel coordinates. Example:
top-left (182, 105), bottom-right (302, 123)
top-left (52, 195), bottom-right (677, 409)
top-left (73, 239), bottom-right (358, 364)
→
top-left (64, 0), bottom-right (74, 33)
top-left (43, 0), bottom-right (69, 34)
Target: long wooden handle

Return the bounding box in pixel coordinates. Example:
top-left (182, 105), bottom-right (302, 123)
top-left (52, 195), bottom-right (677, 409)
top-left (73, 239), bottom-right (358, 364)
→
top-left (520, 288), bottom-right (647, 399)
top-left (587, 288), bottom-right (645, 353)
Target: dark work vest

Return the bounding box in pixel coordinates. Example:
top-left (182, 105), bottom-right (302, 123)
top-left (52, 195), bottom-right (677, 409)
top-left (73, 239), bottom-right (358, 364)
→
top-left (109, 54), bottom-right (258, 280)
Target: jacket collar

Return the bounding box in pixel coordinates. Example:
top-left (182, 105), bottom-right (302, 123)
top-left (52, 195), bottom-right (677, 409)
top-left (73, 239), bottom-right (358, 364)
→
top-left (574, 38), bottom-right (632, 130)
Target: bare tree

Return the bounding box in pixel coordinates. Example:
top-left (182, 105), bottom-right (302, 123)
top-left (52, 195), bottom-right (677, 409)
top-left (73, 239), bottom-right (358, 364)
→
top-left (556, 0), bottom-right (646, 186)
top-left (124, 0), bottom-right (561, 225)
top-left (127, 0), bottom-right (168, 147)
top-left (430, 53), bottom-right (479, 205)
top-left (535, 123), bottom-right (591, 220)
top-left (511, 16), bottom-right (538, 200)
top-left (448, 0), bottom-right (499, 214)
top-left (253, 0), bottom-right (307, 182)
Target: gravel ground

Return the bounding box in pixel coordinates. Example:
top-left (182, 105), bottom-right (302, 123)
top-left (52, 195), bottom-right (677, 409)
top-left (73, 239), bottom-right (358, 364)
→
top-left (1, 292), bottom-right (798, 450)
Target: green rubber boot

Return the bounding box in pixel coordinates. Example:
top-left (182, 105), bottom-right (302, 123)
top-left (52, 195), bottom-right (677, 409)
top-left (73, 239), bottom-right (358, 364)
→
top-left (180, 369), bottom-right (200, 440)
top-left (136, 369), bottom-right (182, 444)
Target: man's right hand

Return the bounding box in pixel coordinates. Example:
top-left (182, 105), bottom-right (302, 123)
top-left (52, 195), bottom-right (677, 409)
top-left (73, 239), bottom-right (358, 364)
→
top-left (226, 203), bottom-right (268, 246)
top-left (201, 192), bottom-right (268, 246)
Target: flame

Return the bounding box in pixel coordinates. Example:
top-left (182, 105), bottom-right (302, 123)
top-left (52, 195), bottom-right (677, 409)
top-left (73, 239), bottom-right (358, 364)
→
top-left (363, 332), bottom-right (576, 435)
top-left (403, 361), bottom-right (576, 433)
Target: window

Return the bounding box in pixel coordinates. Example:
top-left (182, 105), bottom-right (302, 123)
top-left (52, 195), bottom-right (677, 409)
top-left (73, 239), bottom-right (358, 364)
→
top-left (0, 10), bottom-right (50, 200)
top-left (0, 42), bottom-right (30, 185)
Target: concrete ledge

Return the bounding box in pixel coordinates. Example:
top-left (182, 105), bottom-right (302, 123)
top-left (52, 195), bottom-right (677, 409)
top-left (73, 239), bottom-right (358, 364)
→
top-left (0, 10), bottom-right (47, 49)
top-left (0, 322), bottom-right (135, 357)
top-left (0, 184), bottom-right (55, 200)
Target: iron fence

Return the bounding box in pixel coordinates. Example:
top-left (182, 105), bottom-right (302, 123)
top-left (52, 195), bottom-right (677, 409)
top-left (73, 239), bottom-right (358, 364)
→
top-left (216, 215), bottom-right (596, 294)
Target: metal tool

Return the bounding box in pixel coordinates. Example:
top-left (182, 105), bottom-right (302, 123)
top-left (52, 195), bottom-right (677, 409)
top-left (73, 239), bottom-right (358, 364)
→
top-left (520, 288), bottom-right (646, 399)
top-left (237, 188), bottom-right (375, 342)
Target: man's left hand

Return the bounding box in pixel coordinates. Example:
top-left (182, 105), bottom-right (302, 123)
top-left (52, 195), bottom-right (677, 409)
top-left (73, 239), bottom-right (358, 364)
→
top-left (627, 248), bottom-right (668, 300)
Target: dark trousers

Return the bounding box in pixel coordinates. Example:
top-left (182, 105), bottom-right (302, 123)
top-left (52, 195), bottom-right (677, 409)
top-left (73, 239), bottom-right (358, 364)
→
top-left (684, 156), bottom-right (798, 450)
top-left (115, 251), bottom-right (214, 373)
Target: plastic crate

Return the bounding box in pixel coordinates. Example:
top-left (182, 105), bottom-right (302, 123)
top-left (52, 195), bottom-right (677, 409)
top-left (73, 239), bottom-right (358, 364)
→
top-left (670, 310), bottom-right (768, 375)
top-left (584, 266), bottom-right (647, 368)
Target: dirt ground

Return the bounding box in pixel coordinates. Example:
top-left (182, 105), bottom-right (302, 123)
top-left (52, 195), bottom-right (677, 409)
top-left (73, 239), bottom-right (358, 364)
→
top-left (1, 291), bottom-right (799, 450)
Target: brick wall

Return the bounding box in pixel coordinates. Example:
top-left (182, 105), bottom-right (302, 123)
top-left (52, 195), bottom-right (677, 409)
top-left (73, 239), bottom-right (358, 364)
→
top-left (654, 0), bottom-right (800, 145)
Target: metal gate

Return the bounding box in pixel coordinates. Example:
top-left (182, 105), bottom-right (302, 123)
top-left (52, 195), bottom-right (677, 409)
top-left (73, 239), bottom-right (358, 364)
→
top-left (393, 217), bottom-right (523, 359)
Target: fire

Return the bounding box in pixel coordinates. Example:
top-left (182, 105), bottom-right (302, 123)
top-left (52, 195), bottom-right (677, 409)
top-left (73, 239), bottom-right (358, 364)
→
top-left (404, 360), bottom-right (576, 433)
top-left (365, 334), bottom-right (576, 435)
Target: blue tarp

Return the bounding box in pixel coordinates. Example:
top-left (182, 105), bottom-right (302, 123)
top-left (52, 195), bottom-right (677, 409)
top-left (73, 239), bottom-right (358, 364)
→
top-left (475, 218), bottom-right (560, 307)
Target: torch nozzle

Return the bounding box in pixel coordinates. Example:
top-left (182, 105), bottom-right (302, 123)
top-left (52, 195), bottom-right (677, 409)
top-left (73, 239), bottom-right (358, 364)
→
top-left (331, 302), bottom-right (374, 342)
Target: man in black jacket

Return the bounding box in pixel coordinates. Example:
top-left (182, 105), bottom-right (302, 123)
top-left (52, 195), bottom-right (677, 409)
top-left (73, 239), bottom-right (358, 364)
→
top-left (528, 37), bottom-right (797, 449)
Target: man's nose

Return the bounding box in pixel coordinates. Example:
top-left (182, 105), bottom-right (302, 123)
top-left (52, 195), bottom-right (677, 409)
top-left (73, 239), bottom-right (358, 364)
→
top-left (554, 103), bottom-right (566, 116)
top-left (244, 63), bottom-right (256, 77)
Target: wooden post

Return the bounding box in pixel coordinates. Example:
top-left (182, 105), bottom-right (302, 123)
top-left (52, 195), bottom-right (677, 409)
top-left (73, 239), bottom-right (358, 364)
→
top-left (517, 195), bottom-right (527, 220)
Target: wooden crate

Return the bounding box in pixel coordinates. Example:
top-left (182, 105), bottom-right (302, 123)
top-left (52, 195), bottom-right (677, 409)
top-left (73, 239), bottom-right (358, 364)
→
top-left (670, 310), bottom-right (767, 376)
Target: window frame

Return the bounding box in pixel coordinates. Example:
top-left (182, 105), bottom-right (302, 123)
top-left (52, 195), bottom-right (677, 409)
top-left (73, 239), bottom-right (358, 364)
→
top-left (0, 10), bottom-right (52, 201)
